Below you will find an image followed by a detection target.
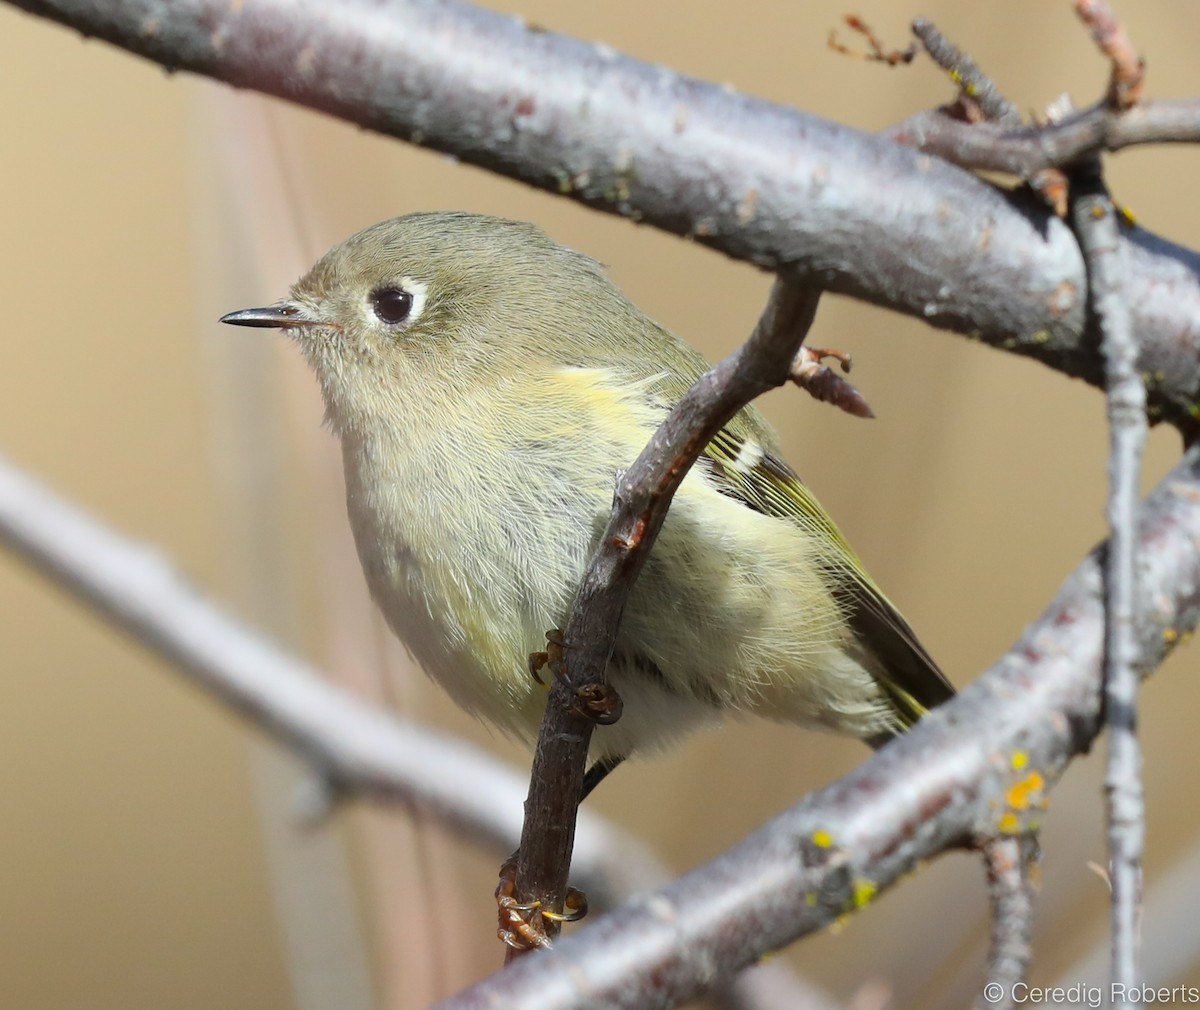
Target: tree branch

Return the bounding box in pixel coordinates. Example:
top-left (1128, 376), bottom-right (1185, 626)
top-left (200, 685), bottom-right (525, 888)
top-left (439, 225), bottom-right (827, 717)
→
top-left (433, 439), bottom-right (1200, 1010)
top-left (981, 837), bottom-right (1038, 1010)
top-left (883, 96), bottom-right (1200, 178)
top-left (512, 280), bottom-right (820, 944)
top-left (1070, 161), bottom-right (1147, 1002)
top-left (910, 17), bottom-right (1021, 125)
top-left (0, 464), bottom-right (832, 1010)
top-left (7, 0), bottom-right (1200, 431)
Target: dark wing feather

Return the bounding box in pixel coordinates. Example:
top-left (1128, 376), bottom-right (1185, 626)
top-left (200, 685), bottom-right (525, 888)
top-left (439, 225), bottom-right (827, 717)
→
top-left (702, 428), bottom-right (955, 733)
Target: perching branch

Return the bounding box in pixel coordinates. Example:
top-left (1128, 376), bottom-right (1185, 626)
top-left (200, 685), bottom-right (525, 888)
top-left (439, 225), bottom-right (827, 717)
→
top-left (434, 439), bottom-right (1200, 1010)
top-left (511, 281), bottom-right (820, 945)
top-left (0, 463), bottom-right (835, 1010)
top-left (7, 0), bottom-right (1200, 430)
top-left (4, 0), bottom-right (1198, 1001)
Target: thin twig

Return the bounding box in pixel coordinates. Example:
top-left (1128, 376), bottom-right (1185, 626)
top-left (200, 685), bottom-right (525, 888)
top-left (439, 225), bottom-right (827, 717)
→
top-left (906, 18), bottom-right (1067, 226)
top-left (10, 0), bottom-right (1200, 431)
top-left (1075, 0), bottom-right (1146, 109)
top-left (827, 16), bottom-right (917, 66)
top-left (1069, 160), bottom-right (1147, 1008)
top-left (911, 17), bottom-right (1020, 124)
top-left (980, 837), bottom-right (1038, 1010)
top-left (510, 280), bottom-right (821, 947)
top-left (433, 438), bottom-right (1200, 1010)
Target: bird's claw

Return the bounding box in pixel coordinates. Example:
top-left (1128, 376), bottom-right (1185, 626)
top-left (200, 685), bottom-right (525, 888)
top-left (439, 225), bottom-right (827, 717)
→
top-left (572, 683), bottom-right (624, 725)
top-left (528, 629), bottom-right (566, 687)
top-left (495, 856), bottom-right (589, 951)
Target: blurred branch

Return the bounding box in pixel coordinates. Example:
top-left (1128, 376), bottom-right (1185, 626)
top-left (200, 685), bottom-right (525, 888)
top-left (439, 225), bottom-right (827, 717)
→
top-left (511, 281), bottom-right (819, 949)
top-left (1052, 840), bottom-right (1200, 990)
top-left (0, 451), bottom-right (829, 1010)
top-left (1070, 160), bottom-right (1147, 998)
top-left (1075, 0), bottom-right (1145, 110)
top-left (7, 0), bottom-right (1200, 430)
top-left (1072, 7), bottom-right (1148, 997)
top-left (981, 837), bottom-right (1038, 1010)
top-left (434, 439), bottom-right (1200, 1010)
top-left (910, 17), bottom-right (1020, 124)
top-left (0, 453), bottom-right (544, 848)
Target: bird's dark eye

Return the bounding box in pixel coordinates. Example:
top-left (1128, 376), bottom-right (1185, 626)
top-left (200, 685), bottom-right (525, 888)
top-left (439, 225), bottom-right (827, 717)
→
top-left (371, 287), bottom-right (414, 324)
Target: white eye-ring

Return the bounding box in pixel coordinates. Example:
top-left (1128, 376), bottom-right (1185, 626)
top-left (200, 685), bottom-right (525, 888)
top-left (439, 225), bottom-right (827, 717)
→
top-left (369, 277), bottom-right (428, 327)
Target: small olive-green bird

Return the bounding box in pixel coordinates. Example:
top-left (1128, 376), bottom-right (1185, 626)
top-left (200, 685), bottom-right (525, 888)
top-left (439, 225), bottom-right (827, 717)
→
top-left (222, 211), bottom-right (953, 795)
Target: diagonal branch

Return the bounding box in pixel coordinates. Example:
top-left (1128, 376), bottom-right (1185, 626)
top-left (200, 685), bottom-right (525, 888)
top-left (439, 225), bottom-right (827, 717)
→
top-left (433, 440), bottom-right (1200, 1010)
top-left (512, 280), bottom-right (820, 943)
top-left (8, 0), bottom-right (1200, 431)
top-left (0, 463), bottom-right (832, 1010)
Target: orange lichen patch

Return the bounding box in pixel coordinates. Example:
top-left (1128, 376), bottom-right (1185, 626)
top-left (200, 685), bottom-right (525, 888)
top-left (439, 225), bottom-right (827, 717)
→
top-left (1011, 750), bottom-right (1029, 772)
top-left (1007, 771), bottom-right (1046, 811)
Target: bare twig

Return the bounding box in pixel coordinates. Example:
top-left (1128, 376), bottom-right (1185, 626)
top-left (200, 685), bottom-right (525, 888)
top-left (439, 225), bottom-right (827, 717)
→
top-left (1069, 160), bottom-right (1147, 1006)
top-left (883, 98), bottom-right (1200, 179)
top-left (1075, 0), bottom-right (1146, 109)
top-left (980, 837), bottom-right (1038, 1010)
top-left (789, 346), bottom-right (874, 419)
top-left (511, 280), bottom-right (821, 946)
top-left (433, 440), bottom-right (1200, 1010)
top-left (827, 16), bottom-right (917, 66)
top-left (9, 0), bottom-right (1200, 431)
top-left (906, 17), bottom-right (1069, 219)
top-left (911, 17), bottom-right (1020, 124)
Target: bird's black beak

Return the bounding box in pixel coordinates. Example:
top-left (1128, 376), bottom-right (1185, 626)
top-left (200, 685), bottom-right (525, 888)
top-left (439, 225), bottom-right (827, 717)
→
top-left (219, 305), bottom-right (330, 330)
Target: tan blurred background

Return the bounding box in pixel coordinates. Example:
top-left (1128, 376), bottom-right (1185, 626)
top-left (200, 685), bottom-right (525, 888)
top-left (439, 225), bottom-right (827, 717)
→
top-left (2, 2), bottom-right (1198, 1008)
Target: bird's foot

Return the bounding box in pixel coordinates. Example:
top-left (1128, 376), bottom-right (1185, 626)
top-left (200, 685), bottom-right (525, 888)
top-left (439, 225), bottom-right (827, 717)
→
top-left (572, 683), bottom-right (623, 724)
top-left (528, 629), bottom-right (566, 687)
top-left (529, 630), bottom-right (624, 724)
top-left (495, 854), bottom-right (588, 952)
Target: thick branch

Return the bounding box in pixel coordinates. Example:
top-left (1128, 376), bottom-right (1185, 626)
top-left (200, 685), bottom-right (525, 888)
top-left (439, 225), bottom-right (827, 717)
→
top-left (513, 281), bottom-right (819, 939)
top-left (434, 441), bottom-right (1200, 1010)
top-left (8, 0), bottom-right (1200, 430)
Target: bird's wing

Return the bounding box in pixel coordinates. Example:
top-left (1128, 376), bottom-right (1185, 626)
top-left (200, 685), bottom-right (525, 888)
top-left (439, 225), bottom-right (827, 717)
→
top-left (701, 426), bottom-right (955, 730)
